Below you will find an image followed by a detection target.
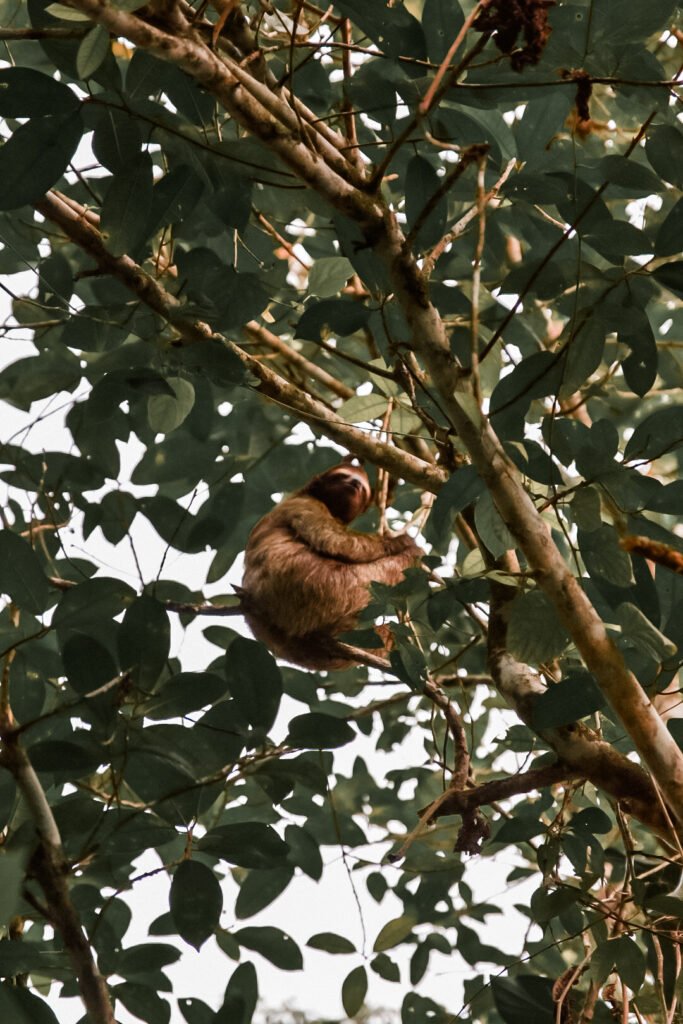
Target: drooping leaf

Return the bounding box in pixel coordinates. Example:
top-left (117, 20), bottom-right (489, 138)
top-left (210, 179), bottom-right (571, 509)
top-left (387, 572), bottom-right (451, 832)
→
top-left (225, 637), bottom-right (282, 732)
top-left (0, 530), bottom-right (49, 613)
top-left (0, 110), bottom-right (83, 210)
top-left (199, 823), bottom-right (290, 869)
top-left (234, 926), bottom-right (303, 970)
top-left (341, 965), bottom-right (368, 1018)
top-left (170, 860), bottom-right (223, 950)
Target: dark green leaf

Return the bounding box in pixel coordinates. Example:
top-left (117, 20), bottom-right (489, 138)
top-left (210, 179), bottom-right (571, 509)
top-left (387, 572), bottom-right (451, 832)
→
top-left (234, 926), bottom-right (302, 970)
top-left (579, 526), bottom-right (634, 587)
top-left (170, 860), bottom-right (223, 950)
top-left (307, 932), bottom-right (356, 954)
top-left (405, 156), bottom-right (447, 248)
top-left (235, 867), bottom-right (294, 919)
top-left (0, 110), bottom-right (83, 210)
top-left (646, 125), bottom-right (683, 188)
top-left (0, 67), bottom-right (79, 116)
top-left (0, 851), bottom-right (28, 926)
top-left (0, 530), bottom-right (49, 613)
top-left (178, 997), bottom-right (215, 1024)
top-left (0, 984), bottom-right (60, 1024)
top-left (216, 962), bottom-right (258, 1024)
top-left (199, 823), bottom-right (290, 869)
top-left (296, 299), bottom-right (371, 341)
top-left (117, 596), bottom-right (170, 687)
top-left (373, 915), bottom-right (416, 952)
top-left (341, 965), bottom-right (367, 1017)
top-left (286, 712), bottom-right (355, 749)
top-left (507, 589), bottom-right (571, 665)
top-left (226, 637), bottom-right (282, 732)
top-left (101, 153), bottom-right (154, 255)
top-left (532, 671), bottom-right (605, 729)
top-left (624, 405), bottom-right (683, 461)
top-left (422, 0), bottom-right (463, 62)
top-left (113, 983), bottom-right (171, 1024)
top-left (491, 975), bottom-right (554, 1024)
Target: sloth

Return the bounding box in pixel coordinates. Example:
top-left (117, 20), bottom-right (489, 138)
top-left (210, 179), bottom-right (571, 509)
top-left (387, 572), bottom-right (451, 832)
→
top-left (240, 462), bottom-right (422, 670)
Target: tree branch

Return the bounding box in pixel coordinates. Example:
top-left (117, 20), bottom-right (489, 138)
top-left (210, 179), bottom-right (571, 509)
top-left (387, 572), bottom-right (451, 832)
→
top-left (487, 583), bottom-right (673, 840)
top-left (0, 735), bottom-right (115, 1024)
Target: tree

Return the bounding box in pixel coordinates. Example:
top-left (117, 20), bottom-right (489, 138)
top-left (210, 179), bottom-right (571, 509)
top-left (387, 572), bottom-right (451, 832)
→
top-left (0, 0), bottom-right (681, 1021)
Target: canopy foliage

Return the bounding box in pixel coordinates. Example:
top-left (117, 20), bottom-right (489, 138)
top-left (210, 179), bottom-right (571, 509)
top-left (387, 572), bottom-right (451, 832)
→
top-left (0, 0), bottom-right (682, 1022)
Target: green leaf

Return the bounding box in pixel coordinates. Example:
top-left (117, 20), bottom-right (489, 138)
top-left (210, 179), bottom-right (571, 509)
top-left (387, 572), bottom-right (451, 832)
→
top-left (373, 914), bottom-right (416, 952)
top-left (0, 110), bottom-right (83, 210)
top-left (624, 404), bottom-right (683, 462)
top-left (612, 936), bottom-right (646, 993)
top-left (178, 997), bottom-right (215, 1024)
top-left (101, 153), bottom-right (155, 255)
top-left (371, 952), bottom-right (401, 981)
top-left (615, 602), bottom-right (677, 661)
top-left (559, 320), bottom-right (605, 397)
top-left (54, 577), bottom-right (136, 635)
top-left (148, 377), bottom-right (196, 434)
top-left (405, 156), bottom-right (447, 249)
top-left (422, 0), bottom-right (464, 62)
top-left (307, 932), bottom-right (356, 954)
top-left (286, 712), bottom-right (355, 749)
top-left (0, 939), bottom-right (70, 980)
top-left (170, 860), bottom-right (223, 950)
top-left (235, 867), bottom-right (294, 919)
top-left (570, 807), bottom-right (612, 836)
top-left (62, 634), bottom-right (118, 695)
top-left (199, 823), bottom-right (290, 869)
top-left (655, 198), bottom-right (683, 256)
top-left (579, 525), bottom-right (634, 587)
top-left (308, 257), bottom-right (353, 298)
top-left (652, 262), bottom-right (683, 300)
top-left (336, 392), bottom-right (392, 424)
top-left (141, 671), bottom-right (228, 720)
top-left (491, 975), bottom-right (554, 1024)
top-left (0, 530), bottom-right (49, 613)
top-left (226, 637), bottom-right (282, 732)
top-left (0, 984), bottom-right (60, 1024)
top-left (0, 68), bottom-right (79, 116)
top-left (646, 125), bottom-right (683, 188)
top-left (474, 491), bottom-right (515, 558)
top-left (595, 935), bottom-right (647, 994)
top-left (234, 926), bottom-right (303, 970)
top-left (620, 311), bottom-right (657, 397)
top-left (45, 2), bottom-right (90, 17)
top-left (218, 962), bottom-right (258, 1024)
top-left (76, 24), bottom-right (110, 78)
top-left (532, 671), bottom-right (605, 729)
top-left (296, 299), bottom-right (371, 341)
top-left (0, 851), bottom-right (27, 926)
top-left (284, 824), bottom-right (323, 880)
top-left (426, 466), bottom-right (485, 547)
top-left (507, 589), bottom-right (571, 665)
top-left (113, 983), bottom-right (170, 1024)
top-left (341, 965), bottom-right (368, 1017)
top-left (115, 942), bottom-right (181, 977)
top-left (117, 595), bottom-right (171, 687)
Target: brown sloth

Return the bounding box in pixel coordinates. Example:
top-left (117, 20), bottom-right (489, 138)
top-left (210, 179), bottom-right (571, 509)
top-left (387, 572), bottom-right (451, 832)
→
top-left (240, 462), bottom-right (422, 670)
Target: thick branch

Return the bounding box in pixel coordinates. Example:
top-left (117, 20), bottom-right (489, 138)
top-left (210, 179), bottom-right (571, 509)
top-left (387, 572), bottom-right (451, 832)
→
top-left (426, 762), bottom-right (577, 821)
top-left (0, 737), bottom-right (114, 1024)
top-left (487, 586), bottom-right (672, 839)
top-left (243, 322), bottom-right (354, 400)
